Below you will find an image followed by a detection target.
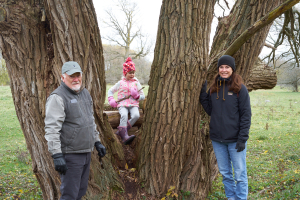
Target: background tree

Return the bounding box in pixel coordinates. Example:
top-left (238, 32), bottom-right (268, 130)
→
top-left (276, 59), bottom-right (300, 91)
top-left (262, 5), bottom-right (300, 68)
top-left (102, 0), bottom-right (151, 59)
top-left (103, 44), bottom-right (151, 85)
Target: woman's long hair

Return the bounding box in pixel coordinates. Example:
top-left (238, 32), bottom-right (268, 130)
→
top-left (210, 72), bottom-right (243, 94)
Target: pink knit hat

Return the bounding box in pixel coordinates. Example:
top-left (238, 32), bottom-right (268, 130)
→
top-left (123, 57), bottom-right (135, 76)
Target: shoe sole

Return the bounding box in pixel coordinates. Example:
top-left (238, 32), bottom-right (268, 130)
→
top-left (124, 135), bottom-right (136, 145)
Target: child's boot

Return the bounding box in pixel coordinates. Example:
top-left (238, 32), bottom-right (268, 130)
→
top-left (115, 120), bottom-right (132, 135)
top-left (127, 120), bottom-right (132, 131)
top-left (116, 126), bottom-right (136, 145)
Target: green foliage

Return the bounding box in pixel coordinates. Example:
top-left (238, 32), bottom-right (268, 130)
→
top-left (0, 86), bottom-right (42, 199)
top-left (0, 59), bottom-right (10, 86)
top-left (207, 86), bottom-right (300, 200)
top-left (180, 190), bottom-right (191, 200)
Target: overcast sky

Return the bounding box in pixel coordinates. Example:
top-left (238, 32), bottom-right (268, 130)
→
top-left (92, 0), bottom-right (274, 61)
top-left (92, 0), bottom-right (162, 60)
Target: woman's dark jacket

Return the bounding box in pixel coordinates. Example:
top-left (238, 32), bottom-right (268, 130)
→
top-left (199, 77), bottom-right (251, 143)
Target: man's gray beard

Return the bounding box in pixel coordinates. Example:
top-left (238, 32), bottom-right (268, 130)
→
top-left (72, 84), bottom-right (81, 92)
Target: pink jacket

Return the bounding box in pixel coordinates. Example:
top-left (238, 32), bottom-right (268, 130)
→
top-left (108, 77), bottom-right (145, 108)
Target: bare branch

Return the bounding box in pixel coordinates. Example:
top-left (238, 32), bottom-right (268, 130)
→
top-left (102, 0), bottom-right (151, 59)
top-left (224, 0), bottom-right (300, 56)
top-left (264, 43), bottom-right (277, 50)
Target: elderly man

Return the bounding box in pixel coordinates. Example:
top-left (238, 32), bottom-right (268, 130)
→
top-left (45, 61), bottom-right (106, 200)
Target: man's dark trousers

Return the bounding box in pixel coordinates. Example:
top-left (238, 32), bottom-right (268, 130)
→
top-left (60, 152), bottom-right (91, 200)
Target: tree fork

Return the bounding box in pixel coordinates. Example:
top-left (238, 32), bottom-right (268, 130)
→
top-left (224, 0), bottom-right (300, 56)
top-left (207, 0), bottom-right (287, 87)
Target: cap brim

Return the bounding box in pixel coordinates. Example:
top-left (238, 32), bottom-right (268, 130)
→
top-left (65, 69), bottom-right (82, 75)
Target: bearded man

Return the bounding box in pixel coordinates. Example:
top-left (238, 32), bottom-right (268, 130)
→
top-left (44, 61), bottom-right (106, 200)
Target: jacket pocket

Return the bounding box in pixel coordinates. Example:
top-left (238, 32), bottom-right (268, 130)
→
top-left (68, 124), bottom-right (94, 151)
top-left (67, 101), bottom-right (82, 118)
top-left (84, 99), bottom-right (93, 116)
top-left (60, 124), bottom-right (76, 148)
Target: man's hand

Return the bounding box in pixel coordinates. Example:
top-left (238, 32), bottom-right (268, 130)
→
top-left (95, 141), bottom-right (106, 157)
top-left (52, 153), bottom-right (68, 175)
top-left (235, 141), bottom-right (245, 152)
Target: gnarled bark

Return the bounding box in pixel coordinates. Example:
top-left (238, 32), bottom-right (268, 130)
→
top-left (138, 0), bottom-right (294, 199)
top-left (138, 1), bottom-right (217, 199)
top-left (208, 0), bottom-right (286, 87)
top-left (246, 60), bottom-right (277, 92)
top-left (0, 0), bottom-right (123, 199)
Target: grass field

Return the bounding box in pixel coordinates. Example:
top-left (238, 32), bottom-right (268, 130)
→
top-left (0, 85), bottom-right (299, 199)
top-left (208, 87), bottom-right (300, 200)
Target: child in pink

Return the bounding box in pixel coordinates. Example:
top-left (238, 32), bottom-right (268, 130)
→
top-left (108, 57), bottom-right (145, 145)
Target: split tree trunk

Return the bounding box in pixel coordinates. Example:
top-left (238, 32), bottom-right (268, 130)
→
top-left (138, 0), bottom-right (289, 199)
top-left (0, 1), bottom-right (124, 199)
top-left (138, 1), bottom-right (217, 199)
top-left (208, 0), bottom-right (285, 85)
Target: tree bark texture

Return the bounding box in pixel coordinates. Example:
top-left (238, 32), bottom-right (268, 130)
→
top-left (246, 60), bottom-right (277, 91)
top-left (138, 1), bottom-right (218, 199)
top-left (208, 0), bottom-right (285, 86)
top-left (0, 0), bottom-right (124, 199)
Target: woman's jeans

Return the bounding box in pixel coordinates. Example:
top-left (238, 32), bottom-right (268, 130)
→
top-left (211, 140), bottom-right (248, 200)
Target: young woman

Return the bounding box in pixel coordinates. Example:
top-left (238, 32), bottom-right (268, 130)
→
top-left (200, 55), bottom-right (251, 200)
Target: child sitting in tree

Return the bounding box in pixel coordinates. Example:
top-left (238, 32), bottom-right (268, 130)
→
top-left (108, 57), bottom-right (145, 145)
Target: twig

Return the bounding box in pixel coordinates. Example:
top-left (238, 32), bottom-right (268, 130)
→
top-left (99, 156), bottom-right (104, 169)
top-left (116, 87), bottom-right (145, 103)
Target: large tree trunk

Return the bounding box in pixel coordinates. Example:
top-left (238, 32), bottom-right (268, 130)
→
top-left (138, 1), bottom-right (217, 199)
top-left (0, 1), bottom-right (124, 199)
top-left (208, 0), bottom-right (284, 86)
top-left (138, 0), bottom-right (288, 199)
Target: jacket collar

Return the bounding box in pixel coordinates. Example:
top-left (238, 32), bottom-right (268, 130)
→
top-left (122, 76), bottom-right (138, 82)
top-left (218, 76), bottom-right (231, 83)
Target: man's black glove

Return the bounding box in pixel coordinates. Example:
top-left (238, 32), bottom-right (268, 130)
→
top-left (201, 80), bottom-right (207, 93)
top-left (235, 141), bottom-right (246, 152)
top-left (95, 141), bottom-right (106, 157)
top-left (52, 153), bottom-right (68, 175)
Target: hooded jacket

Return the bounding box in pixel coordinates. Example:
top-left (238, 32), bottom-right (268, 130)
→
top-left (108, 77), bottom-right (145, 107)
top-left (199, 77), bottom-right (251, 143)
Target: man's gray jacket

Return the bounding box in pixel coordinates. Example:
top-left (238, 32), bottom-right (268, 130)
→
top-left (45, 82), bottom-right (100, 155)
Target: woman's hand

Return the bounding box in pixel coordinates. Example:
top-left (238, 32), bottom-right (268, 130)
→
top-left (201, 80), bottom-right (207, 93)
top-left (235, 141), bottom-right (245, 152)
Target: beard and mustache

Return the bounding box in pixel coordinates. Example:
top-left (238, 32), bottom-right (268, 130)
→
top-left (71, 81), bottom-right (81, 92)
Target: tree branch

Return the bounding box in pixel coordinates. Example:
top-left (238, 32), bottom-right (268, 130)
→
top-left (224, 0), bottom-right (300, 56)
